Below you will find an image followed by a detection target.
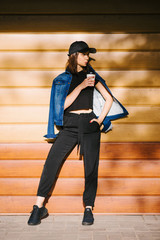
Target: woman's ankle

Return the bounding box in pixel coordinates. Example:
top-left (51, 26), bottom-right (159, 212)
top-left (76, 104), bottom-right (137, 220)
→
top-left (85, 206), bottom-right (92, 210)
top-left (35, 196), bottom-right (45, 208)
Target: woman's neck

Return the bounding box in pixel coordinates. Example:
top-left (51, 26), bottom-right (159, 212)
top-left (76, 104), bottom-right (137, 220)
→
top-left (77, 65), bottom-right (83, 72)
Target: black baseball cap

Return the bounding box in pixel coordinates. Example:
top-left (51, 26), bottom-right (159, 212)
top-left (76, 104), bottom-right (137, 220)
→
top-left (68, 41), bottom-right (96, 56)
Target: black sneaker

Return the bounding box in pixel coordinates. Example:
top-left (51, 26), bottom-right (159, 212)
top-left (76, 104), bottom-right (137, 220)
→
top-left (82, 208), bottom-right (94, 225)
top-left (27, 205), bottom-right (48, 225)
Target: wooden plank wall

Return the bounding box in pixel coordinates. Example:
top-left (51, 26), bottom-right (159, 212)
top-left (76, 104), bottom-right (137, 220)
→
top-left (0, 33), bottom-right (160, 142)
top-left (0, 0), bottom-right (160, 214)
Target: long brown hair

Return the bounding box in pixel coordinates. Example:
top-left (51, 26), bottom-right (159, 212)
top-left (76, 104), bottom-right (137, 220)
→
top-left (66, 52), bottom-right (94, 74)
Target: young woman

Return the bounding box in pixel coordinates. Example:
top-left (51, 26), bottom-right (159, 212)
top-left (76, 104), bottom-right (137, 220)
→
top-left (28, 41), bottom-right (128, 226)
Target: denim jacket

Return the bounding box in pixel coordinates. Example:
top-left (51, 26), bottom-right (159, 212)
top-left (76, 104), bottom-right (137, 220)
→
top-left (44, 66), bottom-right (129, 139)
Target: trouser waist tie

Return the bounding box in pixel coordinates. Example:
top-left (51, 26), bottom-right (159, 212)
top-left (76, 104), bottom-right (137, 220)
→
top-left (77, 114), bottom-right (85, 156)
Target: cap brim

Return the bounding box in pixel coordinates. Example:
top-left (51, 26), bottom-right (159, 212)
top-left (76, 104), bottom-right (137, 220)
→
top-left (89, 48), bottom-right (96, 54)
top-left (80, 47), bottom-right (96, 54)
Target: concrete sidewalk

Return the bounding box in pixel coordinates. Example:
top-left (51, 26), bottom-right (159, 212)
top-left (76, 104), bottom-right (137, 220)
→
top-left (0, 215), bottom-right (160, 240)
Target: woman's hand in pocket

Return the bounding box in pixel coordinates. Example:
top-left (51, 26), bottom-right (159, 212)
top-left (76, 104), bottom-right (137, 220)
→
top-left (90, 118), bottom-right (101, 126)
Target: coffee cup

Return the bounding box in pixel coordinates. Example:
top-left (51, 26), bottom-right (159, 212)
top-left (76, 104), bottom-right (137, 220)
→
top-left (87, 73), bottom-right (95, 86)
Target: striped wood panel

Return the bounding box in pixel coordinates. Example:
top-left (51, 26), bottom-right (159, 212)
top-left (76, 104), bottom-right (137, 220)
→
top-left (0, 15), bottom-right (160, 32)
top-left (0, 70), bottom-right (160, 87)
top-left (0, 34), bottom-right (160, 50)
top-left (0, 143), bottom-right (159, 160)
top-left (0, 106), bottom-right (159, 123)
top-left (0, 123), bottom-right (159, 142)
top-left (1, 196), bottom-right (160, 214)
top-left (0, 142), bottom-right (160, 213)
top-left (0, 160), bottom-right (160, 178)
top-left (1, 178), bottom-right (160, 196)
top-left (0, 88), bottom-right (159, 105)
top-left (0, 52), bottom-right (160, 69)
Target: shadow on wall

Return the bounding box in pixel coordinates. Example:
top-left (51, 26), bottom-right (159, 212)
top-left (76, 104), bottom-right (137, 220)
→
top-left (0, 33), bottom-right (160, 213)
top-left (0, 33), bottom-right (159, 136)
top-left (0, 33), bottom-right (160, 131)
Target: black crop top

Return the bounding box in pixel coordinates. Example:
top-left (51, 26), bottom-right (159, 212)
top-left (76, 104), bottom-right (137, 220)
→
top-left (65, 70), bottom-right (99, 113)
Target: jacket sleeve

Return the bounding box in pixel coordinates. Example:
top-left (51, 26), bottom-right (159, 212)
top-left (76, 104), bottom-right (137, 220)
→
top-left (43, 80), bottom-right (57, 139)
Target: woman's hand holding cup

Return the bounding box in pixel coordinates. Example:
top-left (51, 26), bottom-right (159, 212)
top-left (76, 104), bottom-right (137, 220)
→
top-left (80, 73), bottom-right (96, 90)
top-left (86, 73), bottom-right (95, 87)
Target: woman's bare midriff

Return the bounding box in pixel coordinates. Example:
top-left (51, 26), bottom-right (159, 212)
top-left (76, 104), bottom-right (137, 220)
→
top-left (69, 109), bottom-right (92, 114)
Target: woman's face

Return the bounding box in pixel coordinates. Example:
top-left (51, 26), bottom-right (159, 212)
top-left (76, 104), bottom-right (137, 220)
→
top-left (77, 52), bottom-right (89, 69)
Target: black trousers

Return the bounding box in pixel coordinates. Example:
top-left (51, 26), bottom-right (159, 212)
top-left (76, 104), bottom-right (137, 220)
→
top-left (37, 111), bottom-right (101, 208)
